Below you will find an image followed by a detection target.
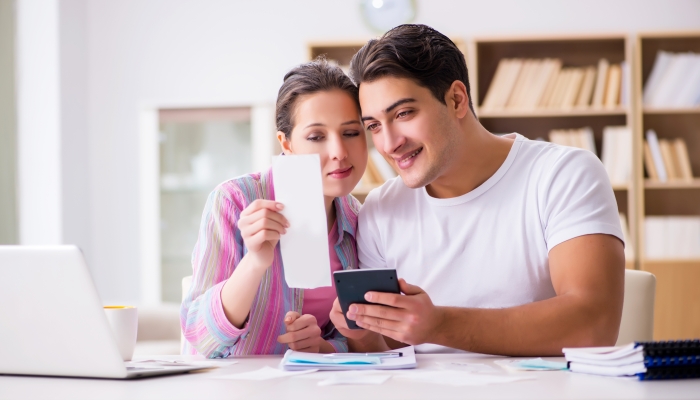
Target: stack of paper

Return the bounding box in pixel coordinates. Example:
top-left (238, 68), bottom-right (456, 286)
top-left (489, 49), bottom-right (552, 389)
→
top-left (564, 344), bottom-right (646, 377)
top-left (280, 346), bottom-right (417, 371)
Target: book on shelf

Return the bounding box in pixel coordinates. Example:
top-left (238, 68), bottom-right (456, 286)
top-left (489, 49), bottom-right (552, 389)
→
top-left (591, 58), bottom-right (609, 108)
top-left (644, 130), bottom-right (694, 182)
top-left (643, 51), bottom-right (700, 108)
top-left (600, 126), bottom-right (632, 186)
top-left (645, 130), bottom-right (668, 182)
top-left (480, 57), bottom-right (622, 112)
top-left (644, 216), bottom-right (700, 259)
top-left (548, 127), bottom-right (596, 153)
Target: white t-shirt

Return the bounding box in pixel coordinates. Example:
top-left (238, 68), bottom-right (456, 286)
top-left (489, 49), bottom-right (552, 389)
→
top-left (357, 133), bottom-right (624, 353)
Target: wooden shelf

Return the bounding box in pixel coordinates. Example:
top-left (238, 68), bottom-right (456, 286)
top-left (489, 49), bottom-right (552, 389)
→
top-left (643, 107), bottom-right (700, 115)
top-left (644, 179), bottom-right (700, 189)
top-left (642, 258), bottom-right (700, 264)
top-left (477, 108), bottom-right (628, 118)
top-left (611, 184), bottom-right (630, 191)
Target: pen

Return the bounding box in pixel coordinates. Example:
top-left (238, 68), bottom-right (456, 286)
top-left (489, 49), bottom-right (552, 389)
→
top-left (323, 352), bottom-right (403, 358)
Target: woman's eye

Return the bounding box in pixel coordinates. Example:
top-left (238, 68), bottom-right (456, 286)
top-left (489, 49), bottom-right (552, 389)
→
top-left (307, 135), bottom-right (324, 142)
top-left (344, 131), bottom-right (360, 137)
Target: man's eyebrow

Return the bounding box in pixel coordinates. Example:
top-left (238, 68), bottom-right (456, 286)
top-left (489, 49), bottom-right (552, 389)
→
top-left (361, 98), bottom-right (417, 122)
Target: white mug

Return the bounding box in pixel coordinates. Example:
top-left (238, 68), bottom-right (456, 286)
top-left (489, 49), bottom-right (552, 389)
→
top-left (103, 306), bottom-right (138, 361)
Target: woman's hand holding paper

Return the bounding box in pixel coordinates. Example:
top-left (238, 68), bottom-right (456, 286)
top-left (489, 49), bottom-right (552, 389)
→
top-left (238, 199), bottom-right (289, 270)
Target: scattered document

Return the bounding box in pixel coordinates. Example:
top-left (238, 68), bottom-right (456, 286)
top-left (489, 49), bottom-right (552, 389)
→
top-left (211, 366), bottom-right (318, 381)
top-left (435, 362), bottom-right (497, 373)
top-left (281, 346), bottom-right (417, 371)
top-left (317, 373), bottom-right (391, 386)
top-left (128, 359), bottom-right (238, 368)
top-left (272, 154), bottom-right (331, 289)
top-left (395, 370), bottom-right (534, 386)
top-left (495, 358), bottom-right (568, 371)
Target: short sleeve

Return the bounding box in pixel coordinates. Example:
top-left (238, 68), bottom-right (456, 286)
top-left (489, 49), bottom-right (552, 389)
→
top-left (541, 148), bottom-right (625, 252)
top-left (357, 190), bottom-right (387, 270)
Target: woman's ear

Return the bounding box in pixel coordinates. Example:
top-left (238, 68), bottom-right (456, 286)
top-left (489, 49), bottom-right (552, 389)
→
top-left (277, 131), bottom-right (293, 155)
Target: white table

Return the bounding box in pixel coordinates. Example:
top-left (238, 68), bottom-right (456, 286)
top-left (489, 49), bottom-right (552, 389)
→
top-left (1, 353), bottom-right (698, 399)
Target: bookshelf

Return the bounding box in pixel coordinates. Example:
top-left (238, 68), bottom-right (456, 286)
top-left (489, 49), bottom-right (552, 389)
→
top-left (635, 32), bottom-right (700, 340)
top-left (469, 35), bottom-right (637, 269)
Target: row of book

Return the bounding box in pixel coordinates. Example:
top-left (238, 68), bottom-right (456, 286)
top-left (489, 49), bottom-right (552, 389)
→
top-left (643, 51), bottom-right (700, 108)
top-left (359, 147), bottom-right (398, 188)
top-left (644, 216), bottom-right (700, 259)
top-left (480, 58), bottom-right (627, 112)
top-left (547, 126), bottom-right (632, 186)
top-left (564, 340), bottom-right (700, 380)
top-left (643, 130), bottom-right (695, 182)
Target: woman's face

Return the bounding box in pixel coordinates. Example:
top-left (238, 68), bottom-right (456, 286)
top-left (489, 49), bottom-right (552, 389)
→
top-left (279, 89), bottom-right (367, 199)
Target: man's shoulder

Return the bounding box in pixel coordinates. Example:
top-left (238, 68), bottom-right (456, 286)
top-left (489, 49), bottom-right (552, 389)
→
top-left (363, 176), bottom-right (419, 213)
top-left (513, 136), bottom-right (603, 177)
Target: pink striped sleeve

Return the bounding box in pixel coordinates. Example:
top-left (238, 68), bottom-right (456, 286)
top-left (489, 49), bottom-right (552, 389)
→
top-left (180, 185), bottom-right (248, 358)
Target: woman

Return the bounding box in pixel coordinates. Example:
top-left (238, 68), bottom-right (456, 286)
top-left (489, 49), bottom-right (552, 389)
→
top-left (181, 59), bottom-right (367, 358)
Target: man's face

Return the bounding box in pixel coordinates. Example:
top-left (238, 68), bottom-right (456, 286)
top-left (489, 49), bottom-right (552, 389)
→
top-left (359, 77), bottom-right (458, 189)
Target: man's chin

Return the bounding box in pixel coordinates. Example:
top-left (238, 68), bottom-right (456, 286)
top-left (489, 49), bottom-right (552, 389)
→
top-left (398, 170), bottom-right (432, 189)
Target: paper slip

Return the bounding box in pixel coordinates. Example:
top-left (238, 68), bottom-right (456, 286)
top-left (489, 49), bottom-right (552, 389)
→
top-left (210, 366), bottom-right (318, 380)
top-left (129, 360), bottom-right (238, 368)
top-left (495, 358), bottom-right (568, 371)
top-left (281, 346), bottom-right (417, 371)
top-left (318, 373), bottom-right (391, 386)
top-left (395, 370), bottom-right (535, 386)
top-left (272, 154), bottom-right (331, 289)
top-left (436, 362), bottom-right (497, 373)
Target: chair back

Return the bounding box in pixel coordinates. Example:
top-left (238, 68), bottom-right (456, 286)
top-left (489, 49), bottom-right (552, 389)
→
top-left (616, 269), bottom-right (656, 345)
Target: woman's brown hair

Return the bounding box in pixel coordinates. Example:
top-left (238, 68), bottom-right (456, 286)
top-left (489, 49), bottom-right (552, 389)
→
top-left (276, 57), bottom-right (360, 138)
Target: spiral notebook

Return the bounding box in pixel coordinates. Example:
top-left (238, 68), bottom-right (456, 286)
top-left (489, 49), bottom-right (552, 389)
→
top-left (564, 340), bottom-right (700, 380)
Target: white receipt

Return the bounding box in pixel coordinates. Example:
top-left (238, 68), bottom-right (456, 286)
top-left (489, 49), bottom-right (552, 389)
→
top-left (272, 154), bottom-right (332, 289)
top-left (210, 366), bottom-right (318, 381)
top-left (318, 373), bottom-right (391, 386)
top-left (395, 370), bottom-right (534, 386)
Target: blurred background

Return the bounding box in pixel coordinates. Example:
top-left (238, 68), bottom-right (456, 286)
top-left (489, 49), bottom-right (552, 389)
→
top-left (1, 0), bottom-right (699, 343)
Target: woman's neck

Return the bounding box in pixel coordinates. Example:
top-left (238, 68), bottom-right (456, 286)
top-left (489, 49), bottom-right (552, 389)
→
top-left (324, 196), bottom-right (336, 233)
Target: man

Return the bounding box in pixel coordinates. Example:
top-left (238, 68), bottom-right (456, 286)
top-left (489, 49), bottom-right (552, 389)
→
top-left (328, 24), bottom-right (625, 356)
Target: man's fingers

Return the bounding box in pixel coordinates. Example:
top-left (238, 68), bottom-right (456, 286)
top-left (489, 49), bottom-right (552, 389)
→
top-left (347, 303), bottom-right (404, 322)
top-left (363, 291), bottom-right (405, 308)
top-left (354, 315), bottom-right (402, 332)
top-left (355, 320), bottom-right (402, 341)
top-left (398, 278), bottom-right (424, 295)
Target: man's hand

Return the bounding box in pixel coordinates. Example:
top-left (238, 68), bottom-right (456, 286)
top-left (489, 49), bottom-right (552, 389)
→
top-left (277, 312), bottom-right (330, 353)
top-left (347, 279), bottom-right (444, 345)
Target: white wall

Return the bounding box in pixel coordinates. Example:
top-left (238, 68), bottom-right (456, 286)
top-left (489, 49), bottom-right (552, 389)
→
top-left (16, 0), bottom-right (63, 245)
top-left (67, 0), bottom-right (700, 303)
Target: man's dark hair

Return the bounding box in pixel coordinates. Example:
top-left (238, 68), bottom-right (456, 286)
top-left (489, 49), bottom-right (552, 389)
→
top-left (349, 24), bottom-right (475, 116)
top-left (276, 57), bottom-right (360, 138)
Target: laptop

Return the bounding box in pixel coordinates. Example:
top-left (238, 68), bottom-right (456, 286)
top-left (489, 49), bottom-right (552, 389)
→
top-left (0, 245), bottom-right (209, 379)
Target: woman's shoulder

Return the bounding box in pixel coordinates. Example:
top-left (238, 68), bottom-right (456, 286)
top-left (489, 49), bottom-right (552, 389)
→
top-left (210, 169), bottom-right (273, 207)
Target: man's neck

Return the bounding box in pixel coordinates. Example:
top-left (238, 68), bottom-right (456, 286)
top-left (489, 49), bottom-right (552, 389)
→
top-left (426, 120), bottom-right (515, 199)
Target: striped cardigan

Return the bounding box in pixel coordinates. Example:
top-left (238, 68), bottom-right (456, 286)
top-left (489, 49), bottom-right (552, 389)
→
top-left (180, 168), bottom-right (361, 358)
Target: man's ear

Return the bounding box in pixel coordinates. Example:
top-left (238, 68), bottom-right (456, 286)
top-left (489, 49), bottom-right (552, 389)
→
top-left (277, 131), bottom-right (293, 154)
top-left (445, 80), bottom-right (470, 119)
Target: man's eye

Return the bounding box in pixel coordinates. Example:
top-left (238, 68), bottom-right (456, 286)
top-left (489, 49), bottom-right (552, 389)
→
top-left (397, 110), bottom-right (412, 118)
top-left (366, 123), bottom-right (379, 131)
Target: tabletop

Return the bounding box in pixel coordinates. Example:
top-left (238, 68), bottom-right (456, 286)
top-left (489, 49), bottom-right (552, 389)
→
top-left (1, 352), bottom-right (699, 400)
